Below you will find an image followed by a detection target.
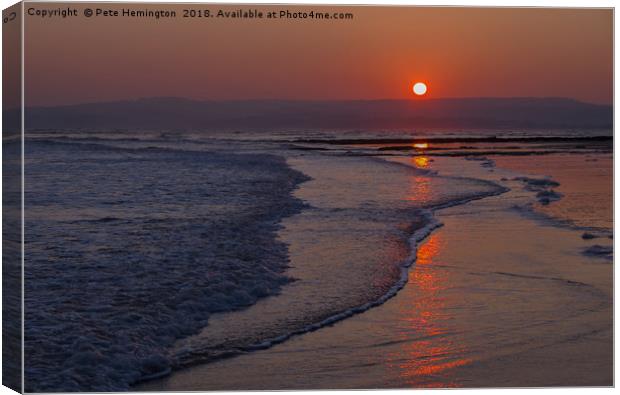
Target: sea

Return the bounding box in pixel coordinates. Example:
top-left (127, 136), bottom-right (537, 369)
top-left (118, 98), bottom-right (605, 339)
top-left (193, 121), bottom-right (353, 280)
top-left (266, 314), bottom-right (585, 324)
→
top-left (17, 127), bottom-right (612, 391)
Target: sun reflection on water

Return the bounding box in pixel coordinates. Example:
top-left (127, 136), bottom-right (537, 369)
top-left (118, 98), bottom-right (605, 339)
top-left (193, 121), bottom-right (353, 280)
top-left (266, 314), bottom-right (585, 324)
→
top-left (413, 156), bottom-right (430, 168)
top-left (407, 175), bottom-right (432, 203)
top-left (387, 233), bottom-right (472, 387)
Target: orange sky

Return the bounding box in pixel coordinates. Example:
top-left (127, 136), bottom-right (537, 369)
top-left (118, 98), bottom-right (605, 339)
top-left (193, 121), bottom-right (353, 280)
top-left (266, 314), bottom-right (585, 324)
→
top-left (24, 5), bottom-right (612, 106)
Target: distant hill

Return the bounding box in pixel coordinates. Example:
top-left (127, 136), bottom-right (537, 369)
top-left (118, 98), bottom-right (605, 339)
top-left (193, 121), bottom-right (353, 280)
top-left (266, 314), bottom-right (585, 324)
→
top-left (16, 97), bottom-right (613, 131)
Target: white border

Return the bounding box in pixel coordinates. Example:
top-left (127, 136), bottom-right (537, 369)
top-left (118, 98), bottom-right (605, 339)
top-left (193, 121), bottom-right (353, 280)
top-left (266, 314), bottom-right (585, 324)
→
top-left (0, 1), bottom-right (616, 395)
top-left (20, 1), bottom-right (24, 394)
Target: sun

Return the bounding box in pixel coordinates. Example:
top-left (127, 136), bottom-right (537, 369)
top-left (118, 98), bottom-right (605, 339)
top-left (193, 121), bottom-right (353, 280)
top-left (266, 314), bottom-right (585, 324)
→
top-left (413, 82), bottom-right (427, 96)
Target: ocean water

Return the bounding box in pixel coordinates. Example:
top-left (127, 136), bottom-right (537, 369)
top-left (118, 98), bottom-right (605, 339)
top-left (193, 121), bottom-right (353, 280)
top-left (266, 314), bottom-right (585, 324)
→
top-left (22, 129), bottom-right (612, 391)
top-left (24, 139), bottom-right (308, 391)
top-left (144, 158), bottom-right (612, 389)
top-left (140, 135), bottom-right (613, 390)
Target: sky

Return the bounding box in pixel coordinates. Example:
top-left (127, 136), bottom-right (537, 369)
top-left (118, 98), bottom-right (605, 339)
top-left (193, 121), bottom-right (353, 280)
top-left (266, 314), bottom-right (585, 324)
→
top-left (23, 5), bottom-right (612, 106)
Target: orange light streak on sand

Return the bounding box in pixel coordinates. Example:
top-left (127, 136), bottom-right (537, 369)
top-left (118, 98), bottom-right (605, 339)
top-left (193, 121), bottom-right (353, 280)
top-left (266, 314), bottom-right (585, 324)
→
top-left (387, 234), bottom-right (472, 387)
top-left (407, 176), bottom-right (432, 203)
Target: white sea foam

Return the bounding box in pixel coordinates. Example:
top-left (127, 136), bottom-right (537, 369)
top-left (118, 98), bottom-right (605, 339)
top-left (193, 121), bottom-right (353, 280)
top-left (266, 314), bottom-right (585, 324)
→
top-left (24, 139), bottom-right (309, 392)
top-left (175, 178), bottom-right (509, 367)
top-left (24, 134), bottom-right (508, 392)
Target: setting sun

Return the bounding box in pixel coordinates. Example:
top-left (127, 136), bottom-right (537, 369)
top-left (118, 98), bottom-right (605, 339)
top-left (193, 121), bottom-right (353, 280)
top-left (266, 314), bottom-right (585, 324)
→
top-left (413, 82), bottom-right (427, 96)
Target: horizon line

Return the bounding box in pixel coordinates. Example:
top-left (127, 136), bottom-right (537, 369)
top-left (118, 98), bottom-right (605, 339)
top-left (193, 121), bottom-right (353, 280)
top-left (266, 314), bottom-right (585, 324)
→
top-left (22, 95), bottom-right (612, 109)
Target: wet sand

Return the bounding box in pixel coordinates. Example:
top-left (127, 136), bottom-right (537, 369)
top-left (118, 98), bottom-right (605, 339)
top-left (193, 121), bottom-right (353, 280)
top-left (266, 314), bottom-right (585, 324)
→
top-left (138, 155), bottom-right (612, 390)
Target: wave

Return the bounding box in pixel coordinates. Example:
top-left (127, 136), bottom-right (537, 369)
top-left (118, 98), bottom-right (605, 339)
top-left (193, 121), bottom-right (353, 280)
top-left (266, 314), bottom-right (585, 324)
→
top-left (148, 157), bottom-right (509, 384)
top-left (23, 145), bottom-right (310, 392)
top-left (24, 135), bottom-right (507, 392)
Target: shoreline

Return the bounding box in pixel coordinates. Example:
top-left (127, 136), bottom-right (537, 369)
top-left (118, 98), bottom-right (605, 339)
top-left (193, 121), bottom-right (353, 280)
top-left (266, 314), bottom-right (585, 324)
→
top-left (134, 155), bottom-right (510, 390)
top-left (137, 152), bottom-right (612, 391)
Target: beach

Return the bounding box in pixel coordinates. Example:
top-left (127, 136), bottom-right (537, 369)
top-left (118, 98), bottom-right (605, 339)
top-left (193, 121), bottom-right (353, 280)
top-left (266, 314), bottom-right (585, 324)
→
top-left (21, 130), bottom-right (612, 391)
top-left (15, 4), bottom-right (613, 392)
top-left (138, 145), bottom-right (612, 390)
